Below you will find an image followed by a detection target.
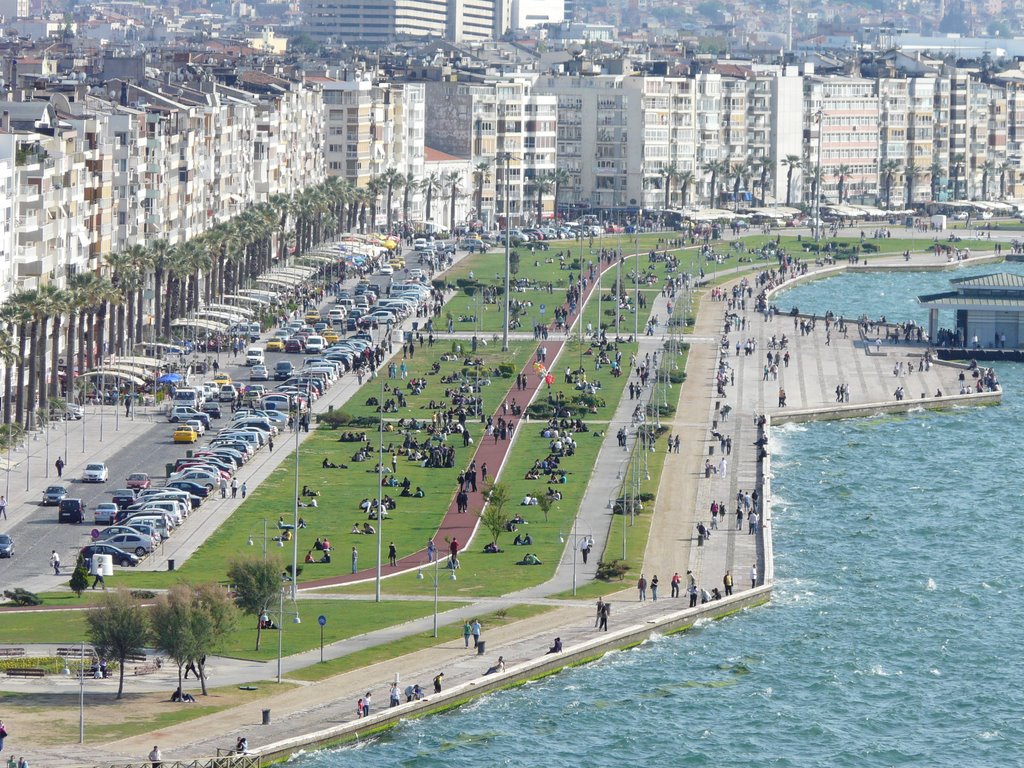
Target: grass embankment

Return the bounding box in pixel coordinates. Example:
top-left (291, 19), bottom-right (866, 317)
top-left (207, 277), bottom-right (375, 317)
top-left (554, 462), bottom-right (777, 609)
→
top-left (0, 598), bottom-right (467, 662)
top-left (105, 341), bottom-right (531, 592)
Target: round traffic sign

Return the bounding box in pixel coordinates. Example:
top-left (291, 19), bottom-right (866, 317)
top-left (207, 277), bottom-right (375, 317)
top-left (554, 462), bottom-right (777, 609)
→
top-left (317, 615), bottom-right (327, 627)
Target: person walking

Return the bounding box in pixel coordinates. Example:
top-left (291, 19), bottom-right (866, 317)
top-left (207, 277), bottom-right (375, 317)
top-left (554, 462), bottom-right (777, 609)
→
top-left (637, 574), bottom-right (647, 601)
top-left (580, 536), bottom-right (592, 564)
top-left (687, 581), bottom-right (698, 608)
top-left (50, 550), bottom-right (60, 576)
top-left (426, 539), bottom-right (436, 562)
top-left (351, 546), bottom-right (358, 574)
top-left (463, 620), bottom-right (472, 648)
top-left (670, 572), bottom-right (681, 598)
top-left (390, 682), bottom-right (401, 708)
top-left (241, 481), bottom-right (247, 499)
top-left (230, 478), bottom-right (239, 499)
top-left (650, 575), bottom-right (659, 601)
top-left (388, 541), bottom-right (397, 567)
top-left (471, 619), bottom-right (481, 648)
top-left (433, 672), bottom-right (444, 693)
top-left (0, 495), bottom-right (7, 520)
top-left (595, 597), bottom-right (604, 628)
top-left (55, 457), bottom-right (65, 478)
top-left (361, 691), bottom-right (371, 717)
top-left (220, 477), bottom-right (228, 499)
top-left (723, 570), bottom-right (734, 596)
top-left (598, 600), bottom-right (610, 632)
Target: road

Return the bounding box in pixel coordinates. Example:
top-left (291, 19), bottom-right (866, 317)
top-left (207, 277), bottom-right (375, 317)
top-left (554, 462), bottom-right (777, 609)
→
top-left (0, 258), bottom-right (425, 593)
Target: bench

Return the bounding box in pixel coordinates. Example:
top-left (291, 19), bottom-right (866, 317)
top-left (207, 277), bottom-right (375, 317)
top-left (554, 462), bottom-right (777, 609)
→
top-left (57, 646), bottom-right (95, 658)
top-left (124, 653), bottom-right (149, 664)
top-left (6, 668), bottom-right (45, 678)
top-left (133, 657), bottom-right (162, 675)
top-left (0, 648), bottom-right (25, 657)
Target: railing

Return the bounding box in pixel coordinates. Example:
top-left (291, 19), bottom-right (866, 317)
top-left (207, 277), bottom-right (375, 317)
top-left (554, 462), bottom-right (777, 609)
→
top-left (86, 756), bottom-right (259, 768)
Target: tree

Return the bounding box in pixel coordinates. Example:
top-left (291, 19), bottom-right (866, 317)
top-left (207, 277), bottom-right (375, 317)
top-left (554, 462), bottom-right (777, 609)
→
top-left (702, 160), bottom-right (727, 207)
top-left (999, 161), bottom-right (1013, 199)
top-left (189, 584), bottom-right (238, 695)
top-left (69, 553), bottom-right (90, 596)
top-left (380, 167), bottom-right (402, 233)
top-left (756, 157), bottom-right (773, 207)
top-left (533, 172), bottom-right (553, 225)
top-left (981, 159), bottom-right (996, 200)
top-left (549, 168), bottom-right (570, 221)
top-left (150, 585), bottom-right (195, 692)
top-left (445, 171), bottom-right (462, 234)
top-left (835, 164), bottom-right (851, 204)
top-left (678, 171), bottom-right (694, 206)
top-left (478, 482), bottom-right (511, 546)
top-left (905, 161), bottom-right (918, 208)
top-left (227, 556), bottom-right (281, 651)
top-left (86, 589), bottom-right (149, 699)
top-left (472, 162), bottom-right (491, 223)
top-left (422, 172), bottom-right (442, 223)
top-left (782, 155), bottom-right (802, 206)
top-left (880, 160), bottom-right (900, 209)
top-left (660, 163), bottom-right (679, 209)
top-left (537, 494), bottom-right (553, 523)
top-left (930, 160), bottom-right (944, 201)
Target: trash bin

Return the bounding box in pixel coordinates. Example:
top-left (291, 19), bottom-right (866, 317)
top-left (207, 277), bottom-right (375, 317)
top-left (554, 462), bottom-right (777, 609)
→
top-left (262, 709), bottom-right (271, 725)
top-left (708, 445), bottom-right (715, 456)
top-left (697, 532), bottom-right (705, 547)
top-left (477, 641), bottom-right (485, 656)
top-left (186, 450), bottom-right (193, 459)
top-left (165, 463), bottom-right (174, 479)
top-left (167, 559), bottom-right (175, 571)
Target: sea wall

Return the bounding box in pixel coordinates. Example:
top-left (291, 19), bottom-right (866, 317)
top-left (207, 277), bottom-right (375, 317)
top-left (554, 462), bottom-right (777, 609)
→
top-left (771, 390), bottom-right (1000, 425)
top-left (255, 587), bottom-right (772, 763)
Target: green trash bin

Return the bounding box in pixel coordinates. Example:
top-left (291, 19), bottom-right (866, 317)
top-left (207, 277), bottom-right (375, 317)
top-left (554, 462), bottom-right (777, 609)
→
top-left (165, 463), bottom-right (174, 478)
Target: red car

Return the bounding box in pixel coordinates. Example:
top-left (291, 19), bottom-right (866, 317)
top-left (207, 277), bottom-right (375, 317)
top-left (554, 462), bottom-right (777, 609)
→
top-left (125, 472), bottom-right (151, 490)
top-left (285, 338), bottom-right (305, 353)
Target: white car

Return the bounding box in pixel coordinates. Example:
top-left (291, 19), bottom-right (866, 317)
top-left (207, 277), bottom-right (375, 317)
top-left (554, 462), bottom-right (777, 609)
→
top-left (82, 462), bottom-right (109, 483)
top-left (186, 419), bottom-right (207, 435)
top-left (379, 264), bottom-right (394, 275)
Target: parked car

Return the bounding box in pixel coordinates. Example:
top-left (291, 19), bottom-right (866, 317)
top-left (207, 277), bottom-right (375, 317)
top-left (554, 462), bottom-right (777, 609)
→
top-left (102, 532), bottom-right (155, 557)
top-left (125, 472), bottom-right (151, 490)
top-left (58, 498), bottom-right (86, 524)
top-left (110, 488), bottom-right (137, 509)
top-left (94, 502), bottom-right (119, 525)
top-left (82, 462), bottom-right (109, 483)
top-left (173, 426), bottom-right (199, 443)
top-left (0, 533), bottom-right (13, 558)
top-left (51, 403), bottom-right (84, 421)
top-left (201, 401), bottom-right (223, 420)
top-left (42, 484), bottom-right (69, 506)
top-left (80, 543), bottom-right (139, 568)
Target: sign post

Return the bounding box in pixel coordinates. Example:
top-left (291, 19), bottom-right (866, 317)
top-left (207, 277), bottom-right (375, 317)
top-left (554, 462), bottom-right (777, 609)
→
top-left (318, 614), bottom-right (327, 663)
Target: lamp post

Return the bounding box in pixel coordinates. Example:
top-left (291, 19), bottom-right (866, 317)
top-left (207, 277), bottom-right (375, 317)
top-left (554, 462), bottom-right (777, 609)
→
top-left (558, 516), bottom-right (586, 596)
top-left (247, 519), bottom-right (268, 560)
top-left (375, 371), bottom-right (384, 602)
top-left (418, 557), bottom-right (456, 638)
top-left (502, 151), bottom-right (512, 352)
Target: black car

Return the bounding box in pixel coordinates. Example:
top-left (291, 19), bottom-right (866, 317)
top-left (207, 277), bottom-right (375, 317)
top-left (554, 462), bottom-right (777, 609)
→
top-left (201, 401), bottom-right (223, 419)
top-left (0, 533), bottom-right (13, 558)
top-left (111, 488), bottom-right (138, 509)
top-left (274, 361), bottom-right (294, 380)
top-left (166, 480), bottom-right (210, 499)
top-left (80, 543), bottom-right (139, 567)
top-left (42, 485), bottom-right (69, 506)
top-left (58, 498), bottom-right (86, 524)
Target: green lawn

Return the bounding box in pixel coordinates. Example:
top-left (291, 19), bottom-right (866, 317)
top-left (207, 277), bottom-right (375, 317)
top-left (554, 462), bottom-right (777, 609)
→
top-left (0, 598), bottom-right (465, 663)
top-left (286, 603), bottom-right (552, 681)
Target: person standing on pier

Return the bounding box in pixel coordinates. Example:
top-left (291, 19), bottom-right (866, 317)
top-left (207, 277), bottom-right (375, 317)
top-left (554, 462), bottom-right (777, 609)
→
top-left (750, 563), bottom-right (758, 589)
top-left (637, 574), bottom-right (648, 601)
top-left (723, 570), bottom-right (734, 596)
top-left (671, 572), bottom-right (681, 598)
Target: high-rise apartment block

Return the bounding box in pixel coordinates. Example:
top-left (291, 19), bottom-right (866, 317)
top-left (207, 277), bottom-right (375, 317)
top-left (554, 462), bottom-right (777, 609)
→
top-left (303, 0), bottom-right (508, 44)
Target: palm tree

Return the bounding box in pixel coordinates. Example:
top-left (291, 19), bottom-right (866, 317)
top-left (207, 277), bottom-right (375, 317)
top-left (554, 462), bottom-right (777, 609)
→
top-left (421, 172), bottom-right (442, 224)
top-left (999, 161), bottom-right (1013, 199)
top-left (367, 176), bottom-right (385, 232)
top-left (444, 170), bottom-right (462, 234)
top-left (782, 155), bottom-right (802, 206)
top-left (905, 161), bottom-right (918, 208)
top-left (835, 164), bottom-right (851, 204)
top-left (0, 301), bottom-right (21, 424)
top-left (472, 162), bottom-right (490, 224)
top-left (756, 157), bottom-right (773, 207)
top-left (533, 172), bottom-right (553, 225)
top-left (47, 287), bottom-right (70, 401)
top-left (702, 159), bottom-right (727, 207)
top-left (380, 167), bottom-right (402, 233)
top-left (9, 295), bottom-right (32, 425)
top-left (400, 171), bottom-right (416, 228)
top-left (950, 155), bottom-right (966, 200)
top-left (148, 239), bottom-right (171, 341)
top-left (880, 160), bottom-right (900, 209)
top-left (981, 160), bottom-right (996, 200)
top-left (549, 168), bottom-right (570, 222)
top-left (660, 163), bottom-right (679, 210)
top-left (678, 171), bottom-right (694, 206)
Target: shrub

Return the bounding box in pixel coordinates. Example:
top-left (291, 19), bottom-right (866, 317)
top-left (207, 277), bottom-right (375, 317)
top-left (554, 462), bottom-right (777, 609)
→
top-left (130, 590), bottom-right (156, 600)
top-left (316, 409), bottom-right (353, 428)
top-left (861, 242), bottom-right (879, 253)
top-left (669, 370), bottom-right (687, 384)
top-left (526, 402), bottom-right (556, 419)
top-left (596, 559), bottom-right (631, 581)
top-left (3, 588), bottom-right (42, 606)
top-left (497, 363), bottom-right (515, 377)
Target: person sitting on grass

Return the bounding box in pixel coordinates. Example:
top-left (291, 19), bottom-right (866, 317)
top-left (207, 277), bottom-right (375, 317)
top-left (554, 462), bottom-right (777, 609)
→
top-left (413, 486), bottom-right (425, 497)
top-left (278, 517), bottom-right (294, 529)
top-left (524, 468), bottom-right (540, 480)
top-left (305, 550), bottom-right (316, 564)
top-left (297, 517), bottom-right (308, 529)
top-left (351, 524), bottom-right (362, 535)
top-left (521, 494), bottom-right (538, 506)
top-left (320, 549), bottom-right (332, 564)
top-left (362, 522), bottom-right (376, 535)
top-left (483, 541), bottom-right (503, 554)
top-left (258, 611), bottom-right (277, 630)
top-left (171, 686), bottom-right (196, 703)
top-left (517, 552), bottom-right (542, 566)
top-left (302, 485), bottom-right (320, 497)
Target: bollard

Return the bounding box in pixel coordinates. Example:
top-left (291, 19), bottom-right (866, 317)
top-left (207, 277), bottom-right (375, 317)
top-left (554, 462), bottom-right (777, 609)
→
top-left (697, 532), bottom-right (705, 547)
top-left (262, 708), bottom-right (271, 725)
top-left (708, 445), bottom-right (714, 456)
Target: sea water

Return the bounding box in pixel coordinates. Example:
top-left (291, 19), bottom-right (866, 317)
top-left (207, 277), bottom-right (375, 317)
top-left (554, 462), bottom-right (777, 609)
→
top-left (300, 269), bottom-right (1024, 767)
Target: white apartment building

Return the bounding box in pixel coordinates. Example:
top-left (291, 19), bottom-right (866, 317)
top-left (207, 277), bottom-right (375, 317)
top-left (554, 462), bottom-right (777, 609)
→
top-left (303, 0), bottom-right (508, 44)
top-left (425, 76), bottom-right (556, 227)
top-left (0, 132), bottom-right (15, 304)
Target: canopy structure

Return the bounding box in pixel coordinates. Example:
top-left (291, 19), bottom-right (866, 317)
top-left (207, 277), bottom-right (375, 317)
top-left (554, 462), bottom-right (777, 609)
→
top-left (205, 302), bottom-right (255, 319)
top-left (133, 342), bottom-right (187, 356)
top-left (685, 208), bottom-right (740, 221)
top-left (170, 317), bottom-right (231, 333)
top-left (238, 290), bottom-right (279, 304)
top-left (919, 272), bottom-right (1024, 347)
top-left (256, 275), bottom-right (305, 288)
top-left (195, 309), bottom-right (249, 326)
top-left (78, 369), bottom-right (148, 386)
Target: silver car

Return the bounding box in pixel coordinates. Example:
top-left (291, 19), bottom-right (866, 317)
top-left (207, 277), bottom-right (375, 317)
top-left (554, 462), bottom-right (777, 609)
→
top-left (101, 532), bottom-right (155, 557)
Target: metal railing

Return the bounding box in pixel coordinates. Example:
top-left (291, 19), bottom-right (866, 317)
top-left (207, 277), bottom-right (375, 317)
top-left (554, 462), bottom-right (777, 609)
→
top-left (89, 755), bottom-right (259, 768)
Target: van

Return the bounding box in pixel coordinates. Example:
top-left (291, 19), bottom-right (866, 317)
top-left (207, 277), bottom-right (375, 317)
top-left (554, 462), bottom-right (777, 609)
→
top-left (58, 498), bottom-right (86, 524)
top-left (247, 322), bottom-right (262, 341)
top-left (245, 347), bottom-right (265, 367)
top-left (173, 389), bottom-right (199, 409)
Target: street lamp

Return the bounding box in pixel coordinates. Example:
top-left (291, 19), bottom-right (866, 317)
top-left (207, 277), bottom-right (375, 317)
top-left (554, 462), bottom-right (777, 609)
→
top-left (418, 558), bottom-right (457, 638)
top-left (501, 151), bottom-right (512, 352)
top-left (375, 372), bottom-right (385, 602)
top-left (247, 519), bottom-right (268, 560)
top-left (558, 517), bottom-right (588, 597)
top-left (275, 586), bottom-right (301, 684)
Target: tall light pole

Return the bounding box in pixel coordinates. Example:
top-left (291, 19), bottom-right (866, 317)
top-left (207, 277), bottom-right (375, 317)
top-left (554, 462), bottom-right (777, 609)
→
top-left (418, 556), bottom-right (455, 638)
top-left (375, 371), bottom-right (384, 602)
top-left (814, 109), bottom-right (824, 242)
top-left (502, 151), bottom-right (512, 352)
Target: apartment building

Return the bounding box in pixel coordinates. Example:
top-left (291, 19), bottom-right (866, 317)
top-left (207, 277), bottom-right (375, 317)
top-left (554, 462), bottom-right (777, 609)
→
top-left (425, 76), bottom-right (555, 226)
top-left (0, 132), bottom-right (15, 305)
top-left (303, 0), bottom-right (508, 45)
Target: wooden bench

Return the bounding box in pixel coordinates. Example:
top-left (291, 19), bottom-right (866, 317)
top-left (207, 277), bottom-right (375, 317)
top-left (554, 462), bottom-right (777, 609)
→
top-left (6, 668), bottom-right (45, 678)
top-left (57, 646), bottom-right (95, 659)
top-left (133, 657), bottom-right (162, 675)
top-left (0, 648), bottom-right (25, 657)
